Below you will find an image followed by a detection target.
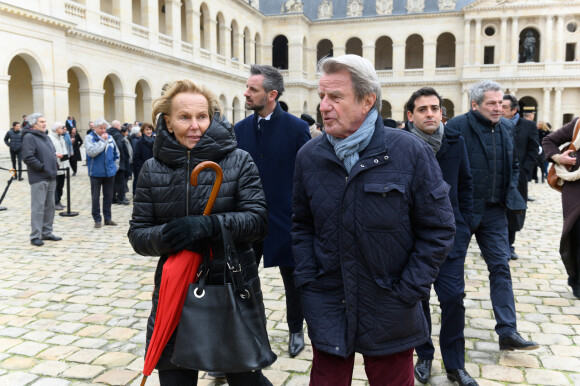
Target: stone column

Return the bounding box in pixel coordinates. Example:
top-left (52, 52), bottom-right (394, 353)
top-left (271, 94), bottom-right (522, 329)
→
top-left (363, 42), bottom-right (375, 67)
top-left (31, 81), bottom-right (48, 119)
top-left (164, 0), bottom-right (182, 41)
top-left (84, 0), bottom-right (101, 34)
top-left (556, 16), bottom-right (564, 62)
top-left (144, 0), bottom-right (159, 50)
top-left (80, 88), bottom-right (106, 122)
top-left (424, 41), bottom-right (436, 77)
top-left (232, 31), bottom-right (243, 60)
top-left (288, 40), bottom-right (303, 78)
top-left (188, 8), bottom-right (200, 52)
top-left (53, 82), bottom-right (70, 124)
top-left (116, 92), bottom-right (137, 123)
top-left (223, 25), bottom-right (232, 59)
top-left (499, 17), bottom-right (508, 64)
top-left (333, 45), bottom-right (346, 57)
top-left (544, 15), bottom-right (553, 62)
top-left (207, 18), bottom-right (217, 55)
top-left (474, 18), bottom-right (482, 65)
top-left (392, 41), bottom-right (405, 77)
top-left (510, 17), bottom-right (519, 63)
top-left (0, 76), bottom-right (10, 130)
top-left (247, 37), bottom-right (255, 64)
top-left (462, 88), bottom-right (470, 114)
top-left (542, 87), bottom-right (552, 123)
top-left (143, 97), bottom-right (154, 123)
top-left (553, 87), bottom-right (563, 128)
top-left (463, 20), bottom-right (471, 66)
top-left (116, 0), bottom-right (132, 38)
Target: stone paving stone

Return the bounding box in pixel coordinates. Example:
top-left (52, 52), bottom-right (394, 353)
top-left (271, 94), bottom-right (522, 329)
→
top-left (29, 360), bottom-right (68, 376)
top-left (0, 355), bottom-right (37, 369)
top-left (45, 334), bottom-right (79, 346)
top-left (103, 327), bottom-right (139, 340)
top-left (36, 345), bottom-right (79, 361)
top-left (499, 353), bottom-right (539, 368)
top-left (0, 327), bottom-right (29, 338)
top-left (73, 337), bottom-right (108, 349)
top-left (540, 355), bottom-right (580, 372)
top-left (93, 352), bottom-right (137, 367)
top-left (0, 371), bottom-right (39, 385)
top-left (94, 369), bottom-right (140, 385)
top-left (60, 364), bottom-right (105, 379)
top-left (66, 348), bottom-right (104, 364)
top-left (30, 379), bottom-right (72, 386)
top-left (525, 369), bottom-right (571, 385)
top-left (8, 341), bottom-right (49, 356)
top-left (481, 364), bottom-right (524, 383)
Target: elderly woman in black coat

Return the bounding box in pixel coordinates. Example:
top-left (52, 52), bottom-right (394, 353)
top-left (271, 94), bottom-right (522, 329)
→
top-left (128, 79), bottom-right (272, 385)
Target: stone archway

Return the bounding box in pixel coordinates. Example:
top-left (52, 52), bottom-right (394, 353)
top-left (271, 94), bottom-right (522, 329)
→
top-left (8, 54), bottom-right (44, 123)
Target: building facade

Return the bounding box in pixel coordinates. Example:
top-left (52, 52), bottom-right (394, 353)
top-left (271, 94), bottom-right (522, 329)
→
top-left (1, 0), bottom-right (579, 138)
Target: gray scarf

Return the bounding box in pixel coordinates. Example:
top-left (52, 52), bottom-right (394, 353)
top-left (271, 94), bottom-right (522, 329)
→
top-left (327, 109), bottom-right (377, 173)
top-left (409, 122), bottom-right (444, 154)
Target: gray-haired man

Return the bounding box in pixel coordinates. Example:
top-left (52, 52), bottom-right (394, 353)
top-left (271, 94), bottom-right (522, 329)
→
top-left (21, 113), bottom-right (62, 246)
top-left (445, 80), bottom-right (539, 353)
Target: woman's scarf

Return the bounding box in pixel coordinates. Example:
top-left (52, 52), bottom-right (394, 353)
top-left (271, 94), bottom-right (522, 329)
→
top-left (409, 122), bottom-right (444, 154)
top-left (326, 108), bottom-right (377, 173)
top-left (554, 121), bottom-right (580, 183)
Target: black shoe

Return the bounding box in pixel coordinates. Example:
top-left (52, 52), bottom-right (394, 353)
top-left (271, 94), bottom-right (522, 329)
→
top-left (289, 331), bottom-right (305, 357)
top-left (42, 234), bottom-right (62, 241)
top-left (94, 222), bottom-right (102, 228)
top-left (18, 177), bottom-right (24, 181)
top-left (72, 172), bottom-right (76, 176)
top-left (104, 220), bottom-right (117, 226)
top-left (527, 197), bottom-right (535, 202)
top-left (207, 372), bottom-right (226, 379)
top-left (446, 368), bottom-right (478, 386)
top-left (499, 332), bottom-right (539, 351)
top-left (119, 199), bottom-right (130, 205)
top-left (414, 358), bottom-right (432, 383)
top-left (510, 251), bottom-right (519, 260)
top-left (31, 238), bottom-right (44, 246)
top-left (569, 277), bottom-right (580, 299)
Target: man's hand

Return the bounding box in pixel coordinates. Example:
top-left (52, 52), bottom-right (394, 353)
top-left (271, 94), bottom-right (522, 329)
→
top-left (55, 152), bottom-right (63, 159)
top-left (101, 133), bottom-right (108, 140)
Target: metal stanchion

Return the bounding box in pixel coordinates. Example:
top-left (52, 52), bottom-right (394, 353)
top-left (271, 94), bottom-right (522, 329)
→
top-left (0, 169), bottom-right (16, 211)
top-left (59, 167), bottom-right (79, 217)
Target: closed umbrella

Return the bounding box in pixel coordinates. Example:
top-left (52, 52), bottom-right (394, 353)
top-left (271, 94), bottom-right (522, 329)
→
top-left (141, 161), bottom-right (224, 386)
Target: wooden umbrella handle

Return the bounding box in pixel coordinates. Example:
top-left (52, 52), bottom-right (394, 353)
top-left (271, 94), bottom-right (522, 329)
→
top-left (190, 161), bottom-right (224, 216)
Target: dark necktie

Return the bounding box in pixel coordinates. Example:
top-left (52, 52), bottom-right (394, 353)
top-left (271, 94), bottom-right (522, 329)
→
top-left (258, 119), bottom-right (265, 137)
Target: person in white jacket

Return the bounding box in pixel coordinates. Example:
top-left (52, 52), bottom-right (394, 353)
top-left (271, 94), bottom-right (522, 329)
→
top-left (48, 122), bottom-right (70, 211)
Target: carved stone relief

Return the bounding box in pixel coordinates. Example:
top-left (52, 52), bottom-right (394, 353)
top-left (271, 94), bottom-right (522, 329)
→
top-left (281, 0), bottom-right (303, 13)
top-left (346, 0), bottom-right (363, 17)
top-left (407, 0), bottom-right (425, 13)
top-left (439, 0), bottom-right (456, 11)
top-left (376, 0), bottom-right (393, 15)
top-left (318, 0), bottom-right (333, 19)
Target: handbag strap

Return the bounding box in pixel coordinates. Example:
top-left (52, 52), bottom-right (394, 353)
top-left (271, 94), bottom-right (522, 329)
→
top-left (217, 216), bottom-right (250, 299)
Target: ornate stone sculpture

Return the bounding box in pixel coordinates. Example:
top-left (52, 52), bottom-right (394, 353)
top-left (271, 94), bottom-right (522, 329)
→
top-left (407, 0), bottom-right (425, 13)
top-left (346, 0), bottom-right (363, 17)
top-left (376, 0), bottom-right (394, 15)
top-left (438, 0), bottom-right (456, 11)
top-left (281, 0), bottom-right (303, 13)
top-left (318, 0), bottom-right (333, 19)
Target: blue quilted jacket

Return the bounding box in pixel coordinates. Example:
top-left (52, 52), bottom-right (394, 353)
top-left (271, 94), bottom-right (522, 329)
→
top-left (291, 116), bottom-right (456, 358)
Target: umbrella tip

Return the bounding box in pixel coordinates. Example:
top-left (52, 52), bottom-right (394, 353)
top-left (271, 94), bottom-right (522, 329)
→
top-left (140, 375), bottom-right (148, 386)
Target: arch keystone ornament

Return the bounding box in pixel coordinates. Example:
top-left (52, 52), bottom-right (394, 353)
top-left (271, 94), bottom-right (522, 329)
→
top-left (346, 0), bottom-right (363, 17)
top-left (376, 0), bottom-right (393, 15)
top-left (318, 0), bottom-right (333, 19)
top-left (407, 0), bottom-right (425, 13)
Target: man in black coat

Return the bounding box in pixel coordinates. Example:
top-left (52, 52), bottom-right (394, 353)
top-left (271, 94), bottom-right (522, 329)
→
top-left (405, 88), bottom-right (476, 386)
top-left (446, 80), bottom-right (538, 353)
top-left (4, 121), bottom-right (23, 180)
top-left (235, 65), bottom-right (310, 358)
top-left (501, 95), bottom-right (540, 260)
top-left (108, 120), bottom-right (131, 205)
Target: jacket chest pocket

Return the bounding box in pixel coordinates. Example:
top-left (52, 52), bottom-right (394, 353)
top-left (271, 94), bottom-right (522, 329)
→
top-left (363, 183), bottom-right (405, 231)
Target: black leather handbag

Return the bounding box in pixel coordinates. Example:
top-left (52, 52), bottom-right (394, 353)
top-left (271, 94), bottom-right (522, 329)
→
top-left (170, 217), bottom-right (277, 373)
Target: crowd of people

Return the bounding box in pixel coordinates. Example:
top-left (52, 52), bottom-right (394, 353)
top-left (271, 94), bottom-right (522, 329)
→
top-left (4, 55), bottom-right (580, 386)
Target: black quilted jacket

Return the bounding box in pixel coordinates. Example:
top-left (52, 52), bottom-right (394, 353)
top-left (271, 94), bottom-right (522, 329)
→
top-left (128, 113), bottom-right (268, 370)
top-left (292, 116), bottom-right (456, 358)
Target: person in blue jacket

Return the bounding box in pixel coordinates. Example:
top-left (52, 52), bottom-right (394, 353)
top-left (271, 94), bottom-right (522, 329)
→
top-left (445, 80), bottom-right (539, 353)
top-left (292, 55), bottom-right (455, 386)
top-left (235, 64), bottom-right (311, 358)
top-left (85, 118), bottom-right (119, 228)
top-left (404, 87), bottom-right (477, 386)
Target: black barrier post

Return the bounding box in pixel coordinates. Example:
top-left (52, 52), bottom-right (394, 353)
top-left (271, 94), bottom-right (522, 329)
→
top-left (59, 167), bottom-right (79, 217)
top-left (0, 169), bottom-right (16, 211)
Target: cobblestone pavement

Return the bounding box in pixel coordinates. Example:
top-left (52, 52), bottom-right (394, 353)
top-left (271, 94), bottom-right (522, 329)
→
top-left (0, 159), bottom-right (578, 386)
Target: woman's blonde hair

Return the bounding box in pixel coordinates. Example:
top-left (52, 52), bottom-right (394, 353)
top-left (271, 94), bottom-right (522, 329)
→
top-left (537, 121), bottom-right (551, 132)
top-left (151, 79), bottom-right (223, 124)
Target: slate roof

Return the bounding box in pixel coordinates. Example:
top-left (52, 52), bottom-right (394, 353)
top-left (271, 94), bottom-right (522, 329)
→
top-left (260, 0), bottom-right (478, 20)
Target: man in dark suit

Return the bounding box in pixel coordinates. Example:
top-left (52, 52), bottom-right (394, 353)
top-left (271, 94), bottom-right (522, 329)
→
top-left (501, 95), bottom-right (540, 260)
top-left (235, 65), bottom-right (311, 357)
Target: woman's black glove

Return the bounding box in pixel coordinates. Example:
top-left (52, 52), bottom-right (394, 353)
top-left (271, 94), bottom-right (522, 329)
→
top-left (162, 215), bottom-right (219, 252)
